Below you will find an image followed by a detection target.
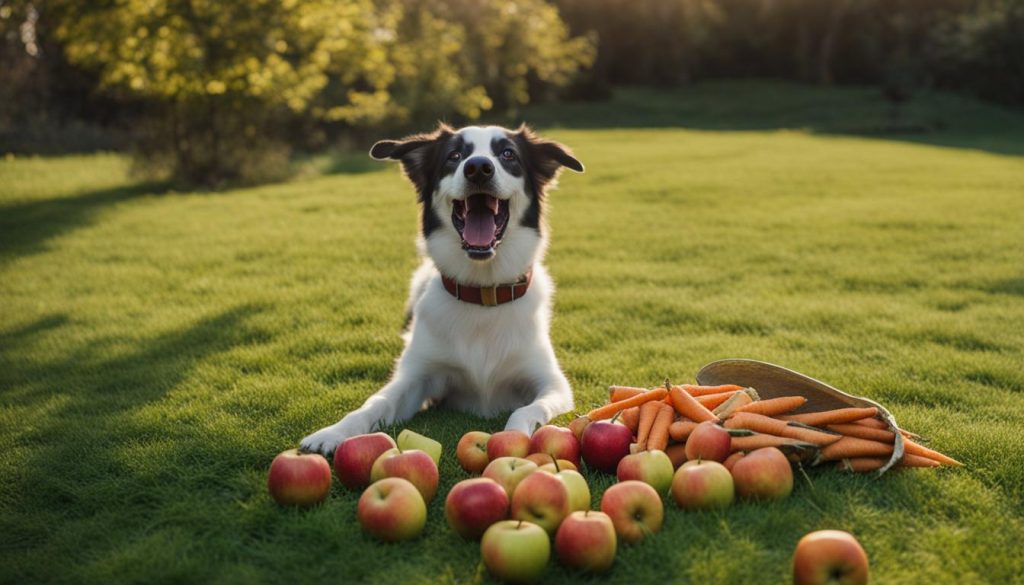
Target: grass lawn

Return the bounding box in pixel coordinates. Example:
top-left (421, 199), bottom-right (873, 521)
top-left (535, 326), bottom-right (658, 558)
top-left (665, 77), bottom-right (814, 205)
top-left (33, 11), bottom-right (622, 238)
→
top-left (2, 81), bottom-right (1024, 584)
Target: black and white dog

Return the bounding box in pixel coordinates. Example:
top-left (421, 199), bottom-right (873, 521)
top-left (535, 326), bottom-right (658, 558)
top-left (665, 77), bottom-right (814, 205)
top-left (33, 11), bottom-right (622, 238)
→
top-left (301, 124), bottom-right (584, 455)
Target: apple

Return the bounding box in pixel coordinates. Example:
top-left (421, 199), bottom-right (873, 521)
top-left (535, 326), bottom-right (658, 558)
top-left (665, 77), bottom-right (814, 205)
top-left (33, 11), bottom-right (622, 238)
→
top-left (487, 430), bottom-right (531, 460)
top-left (511, 468), bottom-right (571, 535)
top-left (616, 450), bottom-right (675, 494)
top-left (723, 451), bottom-right (745, 471)
top-left (267, 449), bottom-right (332, 507)
top-left (581, 421), bottom-right (632, 474)
top-left (537, 459), bottom-right (579, 473)
top-left (370, 448), bottom-right (439, 502)
top-left (525, 452), bottom-right (555, 466)
top-left (481, 520), bottom-right (550, 584)
top-left (357, 477), bottom-right (426, 542)
top-left (554, 511), bottom-right (616, 573)
top-left (483, 457), bottom-right (539, 497)
top-left (456, 431), bottom-right (491, 474)
top-left (538, 465), bottom-right (591, 512)
top-left (685, 421), bottom-right (732, 462)
top-left (793, 530), bottom-right (870, 585)
top-left (671, 459), bottom-right (734, 510)
top-left (528, 425), bottom-right (581, 468)
top-left (599, 480), bottom-right (664, 544)
top-left (333, 432), bottom-right (397, 490)
top-left (731, 447), bottom-right (793, 500)
top-left (445, 477), bottom-right (510, 539)
top-left (397, 429), bottom-right (442, 465)
top-left (568, 416), bottom-right (591, 442)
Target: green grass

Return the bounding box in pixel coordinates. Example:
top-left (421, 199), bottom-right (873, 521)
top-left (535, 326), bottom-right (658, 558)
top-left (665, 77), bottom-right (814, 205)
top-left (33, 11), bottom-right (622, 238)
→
top-left (3, 81), bottom-right (1024, 584)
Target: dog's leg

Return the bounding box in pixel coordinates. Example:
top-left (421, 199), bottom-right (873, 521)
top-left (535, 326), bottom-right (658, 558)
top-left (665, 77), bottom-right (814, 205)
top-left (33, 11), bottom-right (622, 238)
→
top-left (300, 361), bottom-right (433, 455)
top-left (504, 369), bottom-right (574, 436)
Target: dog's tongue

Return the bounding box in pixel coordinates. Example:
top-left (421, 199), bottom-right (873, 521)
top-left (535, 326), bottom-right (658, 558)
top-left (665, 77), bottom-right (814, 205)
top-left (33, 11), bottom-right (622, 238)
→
top-left (463, 195), bottom-right (498, 247)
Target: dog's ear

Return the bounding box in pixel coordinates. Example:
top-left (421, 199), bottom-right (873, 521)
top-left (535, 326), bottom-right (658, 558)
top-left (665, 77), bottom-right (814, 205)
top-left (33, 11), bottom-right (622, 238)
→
top-left (370, 124), bottom-right (454, 198)
top-left (513, 124), bottom-right (584, 189)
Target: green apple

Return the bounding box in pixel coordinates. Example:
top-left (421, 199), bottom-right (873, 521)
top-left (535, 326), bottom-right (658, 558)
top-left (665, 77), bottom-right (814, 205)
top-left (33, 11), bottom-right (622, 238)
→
top-left (539, 464), bottom-right (590, 512)
top-left (671, 459), bottom-right (734, 510)
top-left (483, 457), bottom-right (538, 498)
top-left (397, 429), bottom-right (443, 465)
top-left (616, 450), bottom-right (674, 494)
top-left (481, 520), bottom-right (550, 584)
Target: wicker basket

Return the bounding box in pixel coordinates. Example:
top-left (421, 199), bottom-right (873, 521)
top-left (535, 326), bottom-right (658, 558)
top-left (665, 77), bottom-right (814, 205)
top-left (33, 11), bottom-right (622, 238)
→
top-left (696, 358), bottom-right (905, 474)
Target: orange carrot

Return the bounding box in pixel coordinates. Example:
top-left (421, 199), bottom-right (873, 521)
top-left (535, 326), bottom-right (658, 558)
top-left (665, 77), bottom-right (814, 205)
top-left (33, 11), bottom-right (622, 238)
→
top-left (837, 454), bottom-right (941, 472)
top-left (713, 389), bottom-right (755, 418)
top-left (669, 419), bottom-right (699, 442)
top-left (779, 407), bottom-right (878, 427)
top-left (818, 436), bottom-right (894, 461)
top-left (723, 451), bottom-right (745, 471)
top-left (724, 412), bottom-right (842, 445)
top-left (609, 386), bottom-right (647, 403)
top-left (827, 423), bottom-right (896, 443)
top-left (586, 387), bottom-right (669, 420)
top-left (647, 404), bottom-right (675, 452)
top-left (733, 396), bottom-right (807, 417)
top-left (903, 439), bottom-right (962, 467)
top-left (665, 444), bottom-right (688, 469)
top-left (635, 400), bottom-right (662, 450)
top-left (696, 391), bottom-right (739, 411)
top-left (619, 406), bottom-right (641, 434)
top-left (669, 386), bottom-right (717, 423)
top-left (677, 384), bottom-right (744, 397)
top-left (851, 417), bottom-right (888, 430)
top-left (730, 432), bottom-right (818, 452)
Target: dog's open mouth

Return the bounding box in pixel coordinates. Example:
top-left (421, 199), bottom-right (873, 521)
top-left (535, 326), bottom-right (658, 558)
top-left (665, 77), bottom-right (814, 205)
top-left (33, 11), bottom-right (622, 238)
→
top-left (452, 194), bottom-right (510, 259)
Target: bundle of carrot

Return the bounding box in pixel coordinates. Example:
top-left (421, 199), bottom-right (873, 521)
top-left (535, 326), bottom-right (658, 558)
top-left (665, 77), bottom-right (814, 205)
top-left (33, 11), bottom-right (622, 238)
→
top-left (585, 381), bottom-right (961, 473)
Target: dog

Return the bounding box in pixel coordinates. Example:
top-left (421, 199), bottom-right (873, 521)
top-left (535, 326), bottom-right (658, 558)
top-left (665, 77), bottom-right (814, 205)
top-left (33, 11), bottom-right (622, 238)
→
top-left (301, 124), bottom-right (584, 455)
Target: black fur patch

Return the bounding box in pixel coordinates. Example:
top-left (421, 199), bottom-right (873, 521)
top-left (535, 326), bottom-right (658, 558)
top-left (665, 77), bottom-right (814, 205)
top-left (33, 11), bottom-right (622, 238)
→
top-left (510, 126), bottom-right (584, 232)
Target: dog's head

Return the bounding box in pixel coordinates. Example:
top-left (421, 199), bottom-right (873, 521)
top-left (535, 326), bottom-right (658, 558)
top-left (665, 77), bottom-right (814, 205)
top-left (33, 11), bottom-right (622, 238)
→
top-left (370, 124), bottom-right (583, 282)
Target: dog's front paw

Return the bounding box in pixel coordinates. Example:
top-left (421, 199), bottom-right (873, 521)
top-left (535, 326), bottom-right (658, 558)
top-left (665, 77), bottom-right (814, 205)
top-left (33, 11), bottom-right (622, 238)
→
top-left (300, 424), bottom-right (350, 456)
top-left (504, 406), bottom-right (550, 437)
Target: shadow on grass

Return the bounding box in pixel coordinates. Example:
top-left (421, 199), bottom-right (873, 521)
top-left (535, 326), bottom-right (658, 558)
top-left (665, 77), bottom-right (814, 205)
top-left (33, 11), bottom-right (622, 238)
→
top-left (0, 181), bottom-right (171, 264)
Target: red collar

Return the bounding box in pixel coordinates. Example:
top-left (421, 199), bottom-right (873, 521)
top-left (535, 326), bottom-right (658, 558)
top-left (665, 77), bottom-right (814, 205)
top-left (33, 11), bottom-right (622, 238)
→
top-left (441, 270), bottom-right (533, 306)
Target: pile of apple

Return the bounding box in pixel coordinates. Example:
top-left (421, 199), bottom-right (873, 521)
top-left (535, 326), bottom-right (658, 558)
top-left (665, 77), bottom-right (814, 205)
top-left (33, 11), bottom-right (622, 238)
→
top-left (267, 421), bottom-right (869, 585)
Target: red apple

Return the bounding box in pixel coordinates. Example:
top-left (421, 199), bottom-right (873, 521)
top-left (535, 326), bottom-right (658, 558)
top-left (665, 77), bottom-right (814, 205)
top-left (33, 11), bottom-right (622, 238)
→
top-left (723, 451), bottom-right (745, 471)
top-left (793, 530), bottom-right (869, 585)
top-left (481, 520), bottom-right (550, 584)
top-left (357, 477), bottom-right (426, 542)
top-left (511, 468), bottom-right (571, 535)
top-left (528, 425), bottom-right (581, 468)
top-left (370, 448), bottom-right (439, 502)
top-left (456, 431), bottom-right (491, 474)
top-left (599, 480), bottom-right (664, 544)
top-left (267, 449), bottom-right (332, 507)
top-left (332, 432), bottom-right (397, 490)
top-left (581, 421), bottom-right (633, 474)
top-left (483, 457), bottom-right (538, 498)
top-left (731, 447), bottom-right (793, 500)
top-left (487, 430), bottom-right (531, 460)
top-left (671, 459), bottom-right (734, 510)
top-left (554, 511), bottom-right (616, 573)
top-left (525, 452), bottom-right (555, 466)
top-left (568, 416), bottom-right (591, 442)
top-left (685, 421), bottom-right (732, 462)
top-left (538, 465), bottom-right (591, 512)
top-left (445, 477), bottom-right (510, 539)
top-left (616, 450), bottom-right (675, 494)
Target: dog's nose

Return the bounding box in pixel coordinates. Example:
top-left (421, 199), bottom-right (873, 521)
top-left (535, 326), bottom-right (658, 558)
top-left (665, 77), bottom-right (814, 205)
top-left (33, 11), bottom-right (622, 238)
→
top-left (463, 156), bottom-right (494, 184)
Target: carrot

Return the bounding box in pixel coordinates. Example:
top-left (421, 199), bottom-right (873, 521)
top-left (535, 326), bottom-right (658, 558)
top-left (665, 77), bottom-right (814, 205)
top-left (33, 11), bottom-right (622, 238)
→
top-left (713, 389), bottom-right (756, 418)
top-left (779, 407), bottom-right (878, 427)
top-left (696, 391), bottom-right (739, 411)
top-left (818, 436), bottom-right (894, 461)
top-left (723, 452), bottom-right (745, 471)
top-left (609, 386), bottom-right (647, 403)
top-left (665, 444), bottom-right (689, 469)
top-left (619, 406), bottom-right (641, 434)
top-left (669, 419), bottom-right (699, 442)
top-left (677, 384), bottom-right (744, 397)
top-left (669, 386), bottom-right (717, 423)
top-left (635, 400), bottom-right (662, 450)
top-left (837, 454), bottom-right (941, 472)
top-left (730, 432), bottom-right (818, 452)
top-left (586, 387), bottom-right (668, 420)
top-left (903, 439), bottom-right (962, 467)
top-left (827, 423), bottom-right (896, 443)
top-left (724, 412), bottom-right (842, 445)
top-left (733, 396), bottom-right (807, 417)
top-left (850, 417), bottom-right (888, 430)
top-left (647, 404), bottom-right (675, 452)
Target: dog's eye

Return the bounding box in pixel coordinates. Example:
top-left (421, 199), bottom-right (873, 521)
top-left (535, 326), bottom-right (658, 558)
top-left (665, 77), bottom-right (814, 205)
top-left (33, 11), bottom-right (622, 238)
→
top-left (500, 148), bottom-right (516, 161)
top-left (448, 151), bottom-right (462, 161)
